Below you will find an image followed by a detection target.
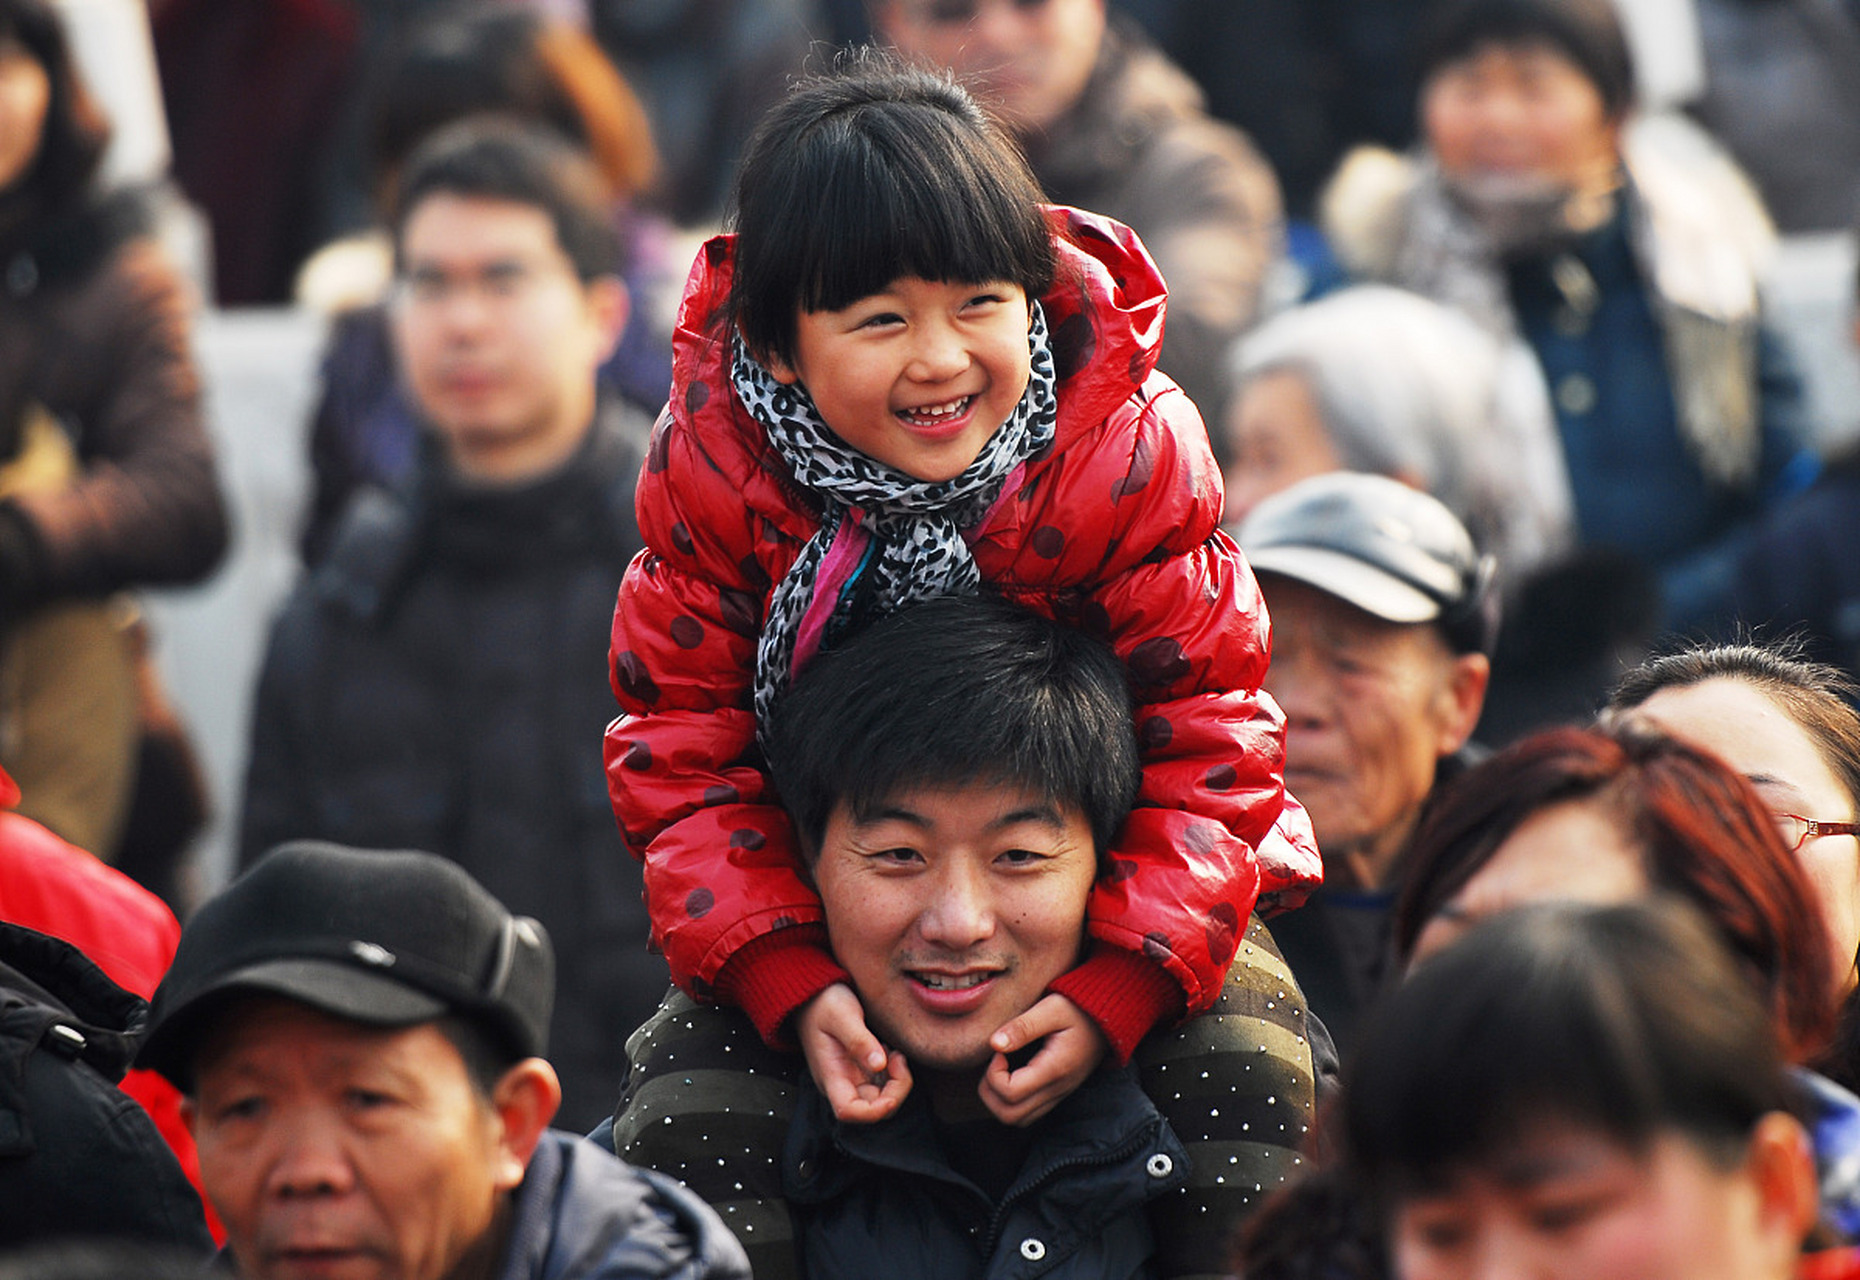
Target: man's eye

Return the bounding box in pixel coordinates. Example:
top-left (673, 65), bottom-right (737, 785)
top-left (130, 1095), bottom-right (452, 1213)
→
top-left (997, 847), bottom-right (1051, 867)
top-left (405, 274), bottom-right (448, 303)
top-left (871, 846), bottom-right (921, 865)
top-left (1530, 1195), bottom-right (1609, 1233)
top-left (215, 1095), bottom-right (267, 1123)
top-left (484, 265), bottom-right (529, 296)
top-left (1407, 1214), bottom-right (1470, 1252)
top-left (345, 1088), bottom-right (395, 1111)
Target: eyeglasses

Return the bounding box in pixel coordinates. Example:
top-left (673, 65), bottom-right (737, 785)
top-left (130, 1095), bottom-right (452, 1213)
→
top-left (394, 258), bottom-right (574, 312)
top-left (1776, 814), bottom-right (1860, 851)
top-left (905, 0), bottom-right (1052, 26)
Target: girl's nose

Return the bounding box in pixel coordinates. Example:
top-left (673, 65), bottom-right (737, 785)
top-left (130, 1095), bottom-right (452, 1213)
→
top-left (906, 323), bottom-right (969, 382)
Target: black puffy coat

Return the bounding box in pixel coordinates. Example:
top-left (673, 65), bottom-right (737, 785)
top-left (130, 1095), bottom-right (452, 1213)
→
top-left (784, 1065), bottom-right (1188, 1280)
top-left (0, 921), bottom-right (211, 1251)
top-left (239, 398), bottom-right (668, 1131)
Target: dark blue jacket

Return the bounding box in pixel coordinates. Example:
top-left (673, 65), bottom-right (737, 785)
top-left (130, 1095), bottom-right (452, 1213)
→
top-left (496, 1133), bottom-right (750, 1280)
top-left (240, 396), bottom-right (668, 1131)
top-left (784, 1065), bottom-right (1188, 1280)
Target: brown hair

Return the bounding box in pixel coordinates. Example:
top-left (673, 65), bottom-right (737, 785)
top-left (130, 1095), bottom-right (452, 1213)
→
top-left (1394, 722), bottom-right (1837, 1064)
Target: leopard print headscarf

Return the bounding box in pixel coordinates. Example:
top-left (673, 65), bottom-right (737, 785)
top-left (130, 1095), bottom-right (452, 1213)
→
top-left (734, 302), bottom-right (1058, 742)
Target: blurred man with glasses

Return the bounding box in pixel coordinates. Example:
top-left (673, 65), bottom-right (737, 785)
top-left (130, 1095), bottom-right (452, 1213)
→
top-left (239, 120), bottom-right (667, 1133)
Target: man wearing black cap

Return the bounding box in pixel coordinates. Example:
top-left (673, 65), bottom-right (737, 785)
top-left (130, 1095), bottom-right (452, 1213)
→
top-left (138, 841), bottom-right (750, 1280)
top-left (1238, 472), bottom-right (1494, 1058)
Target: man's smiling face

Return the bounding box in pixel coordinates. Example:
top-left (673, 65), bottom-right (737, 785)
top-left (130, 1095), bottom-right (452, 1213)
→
top-left (811, 782), bottom-right (1096, 1073)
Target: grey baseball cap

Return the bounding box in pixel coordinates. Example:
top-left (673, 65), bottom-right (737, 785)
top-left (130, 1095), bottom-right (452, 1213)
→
top-left (1238, 472), bottom-right (1497, 653)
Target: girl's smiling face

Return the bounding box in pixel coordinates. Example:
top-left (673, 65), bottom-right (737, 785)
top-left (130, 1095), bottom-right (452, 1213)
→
top-left (767, 276), bottom-right (1033, 483)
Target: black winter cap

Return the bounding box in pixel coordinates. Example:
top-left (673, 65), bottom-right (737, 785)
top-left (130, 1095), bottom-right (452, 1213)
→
top-left (137, 841), bottom-right (554, 1089)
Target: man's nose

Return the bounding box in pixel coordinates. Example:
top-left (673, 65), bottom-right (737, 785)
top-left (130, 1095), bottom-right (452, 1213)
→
top-left (917, 861), bottom-right (995, 948)
top-left (1462, 1224), bottom-right (1539, 1280)
top-left (264, 1118), bottom-right (357, 1199)
top-left (1266, 648), bottom-right (1327, 731)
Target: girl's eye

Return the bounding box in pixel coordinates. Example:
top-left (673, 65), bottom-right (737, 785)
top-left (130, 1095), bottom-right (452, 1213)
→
top-left (346, 1088), bottom-right (395, 1111)
top-left (965, 293), bottom-right (1006, 309)
top-left (859, 312), bottom-right (904, 330)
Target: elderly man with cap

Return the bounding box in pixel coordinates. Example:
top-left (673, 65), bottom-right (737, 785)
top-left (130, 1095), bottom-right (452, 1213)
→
top-left (136, 841), bottom-right (750, 1280)
top-left (1238, 472), bottom-right (1495, 1059)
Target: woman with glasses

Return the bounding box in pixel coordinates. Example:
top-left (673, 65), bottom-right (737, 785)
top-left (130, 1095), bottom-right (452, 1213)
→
top-left (1388, 720), bottom-right (1860, 1240)
top-left (1606, 641), bottom-right (1860, 1087)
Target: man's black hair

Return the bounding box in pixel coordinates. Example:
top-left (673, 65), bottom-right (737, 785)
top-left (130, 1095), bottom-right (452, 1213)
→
top-left (1418, 0), bottom-right (1636, 121)
top-left (1346, 899), bottom-right (1796, 1200)
top-left (727, 47), bottom-right (1057, 369)
top-left (437, 1013), bottom-right (520, 1102)
top-left (766, 594), bottom-right (1141, 860)
top-left (391, 118), bottom-right (621, 282)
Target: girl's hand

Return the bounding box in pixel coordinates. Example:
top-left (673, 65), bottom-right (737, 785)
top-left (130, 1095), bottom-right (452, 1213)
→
top-left (797, 982), bottom-right (913, 1123)
top-left (979, 993), bottom-right (1106, 1127)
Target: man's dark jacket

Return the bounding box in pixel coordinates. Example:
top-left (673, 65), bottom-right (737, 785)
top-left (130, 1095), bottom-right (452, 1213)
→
top-left (0, 921), bottom-right (210, 1250)
top-left (783, 1064), bottom-right (1188, 1279)
top-left (495, 1132), bottom-right (749, 1280)
top-left (239, 397), bottom-right (668, 1130)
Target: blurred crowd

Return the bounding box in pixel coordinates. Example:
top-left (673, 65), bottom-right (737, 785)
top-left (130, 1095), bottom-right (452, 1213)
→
top-left (6, 0), bottom-right (1860, 1276)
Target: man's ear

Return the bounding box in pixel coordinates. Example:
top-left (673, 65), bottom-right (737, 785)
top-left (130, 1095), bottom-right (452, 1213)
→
top-left (179, 1095), bottom-right (197, 1138)
top-left (1744, 1111), bottom-right (1820, 1260)
top-left (1431, 650), bottom-right (1491, 758)
top-left (488, 1058), bottom-right (562, 1192)
top-left (584, 275), bottom-right (630, 365)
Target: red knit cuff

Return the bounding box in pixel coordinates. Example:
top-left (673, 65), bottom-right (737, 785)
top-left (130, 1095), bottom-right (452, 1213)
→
top-left (1047, 948), bottom-right (1184, 1065)
top-left (713, 925), bottom-right (851, 1048)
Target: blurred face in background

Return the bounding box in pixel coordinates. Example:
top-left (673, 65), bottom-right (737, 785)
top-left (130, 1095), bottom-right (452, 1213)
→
top-left (1263, 577), bottom-right (1488, 891)
top-left (393, 193), bottom-right (625, 485)
top-left (1422, 40), bottom-right (1621, 199)
top-left (1628, 677), bottom-right (1860, 994)
top-left (1220, 368), bottom-right (1343, 530)
top-left (0, 35), bottom-right (49, 191)
top-left (1409, 796), bottom-right (1649, 964)
top-left (1390, 1117), bottom-right (1813, 1280)
top-left (872, 0), bottom-right (1107, 133)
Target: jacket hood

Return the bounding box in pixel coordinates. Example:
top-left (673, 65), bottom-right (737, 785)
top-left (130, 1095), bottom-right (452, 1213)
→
top-left (0, 921), bottom-right (148, 1089)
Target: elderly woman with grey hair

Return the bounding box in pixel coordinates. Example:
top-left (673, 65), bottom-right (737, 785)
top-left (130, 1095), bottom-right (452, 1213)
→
top-left (1217, 283), bottom-right (1572, 579)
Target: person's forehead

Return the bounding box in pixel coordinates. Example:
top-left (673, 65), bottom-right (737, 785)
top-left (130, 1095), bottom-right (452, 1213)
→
top-left (1634, 678), bottom-right (1847, 813)
top-left (1264, 575), bottom-right (1446, 653)
top-left (193, 995), bottom-right (456, 1087)
top-left (843, 780), bottom-right (1082, 830)
top-left (399, 192), bottom-right (565, 266)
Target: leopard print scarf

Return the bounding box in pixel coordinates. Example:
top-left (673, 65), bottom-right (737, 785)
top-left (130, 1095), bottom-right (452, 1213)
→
top-left (735, 302), bottom-right (1058, 741)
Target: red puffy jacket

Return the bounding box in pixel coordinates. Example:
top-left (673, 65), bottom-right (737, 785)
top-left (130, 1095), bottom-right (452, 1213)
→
top-left (606, 206), bottom-right (1320, 1060)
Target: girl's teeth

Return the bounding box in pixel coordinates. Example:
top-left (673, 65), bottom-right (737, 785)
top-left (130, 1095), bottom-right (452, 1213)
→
top-left (903, 397), bottom-right (969, 422)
